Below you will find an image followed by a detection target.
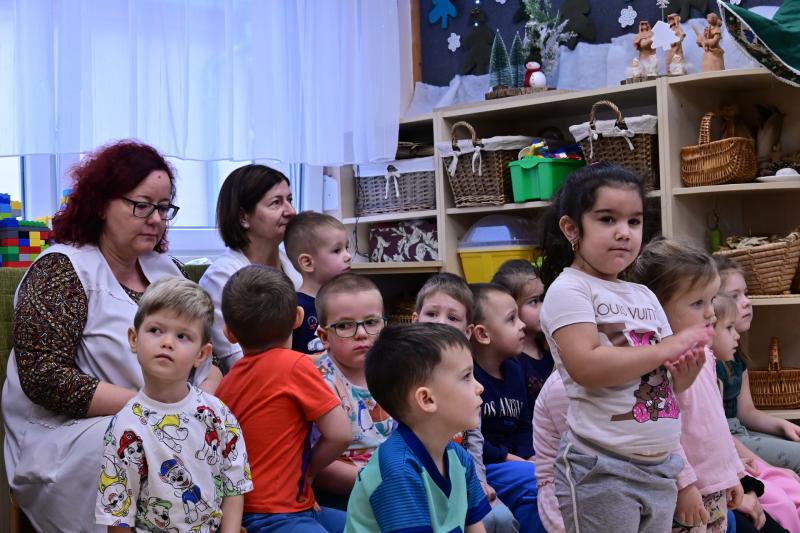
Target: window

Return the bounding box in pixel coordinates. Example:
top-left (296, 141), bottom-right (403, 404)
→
top-left (0, 157), bottom-right (23, 213)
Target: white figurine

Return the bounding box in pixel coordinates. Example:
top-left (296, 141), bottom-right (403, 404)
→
top-left (669, 54), bottom-right (687, 75)
top-left (626, 57), bottom-right (643, 79)
top-left (525, 61), bottom-right (547, 88)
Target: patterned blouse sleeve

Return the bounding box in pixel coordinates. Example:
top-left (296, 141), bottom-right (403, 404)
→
top-left (13, 253), bottom-right (97, 418)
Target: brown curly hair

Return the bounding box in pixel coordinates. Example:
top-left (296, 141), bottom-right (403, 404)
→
top-left (52, 140), bottom-right (176, 252)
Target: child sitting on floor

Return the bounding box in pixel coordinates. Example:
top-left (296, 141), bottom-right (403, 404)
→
top-left (470, 283), bottom-right (542, 532)
top-left (95, 277), bottom-right (252, 532)
top-left (284, 211), bottom-right (352, 354)
top-left (311, 273), bottom-right (393, 507)
top-left (492, 259), bottom-right (554, 407)
top-left (346, 323), bottom-right (491, 532)
top-left (413, 272), bottom-right (519, 533)
top-left (215, 265), bottom-right (351, 532)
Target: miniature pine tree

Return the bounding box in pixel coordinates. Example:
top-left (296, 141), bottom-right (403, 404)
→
top-left (489, 31), bottom-right (513, 89)
top-left (509, 33), bottom-right (526, 87)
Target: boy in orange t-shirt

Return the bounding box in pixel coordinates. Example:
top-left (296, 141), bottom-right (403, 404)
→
top-left (215, 265), bottom-right (351, 532)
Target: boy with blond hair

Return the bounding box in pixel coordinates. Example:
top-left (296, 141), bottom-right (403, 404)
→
top-left (215, 265), bottom-right (351, 532)
top-left (95, 277), bottom-right (252, 533)
top-left (346, 323), bottom-right (491, 532)
top-left (413, 273), bottom-right (519, 533)
top-left (311, 273), bottom-right (393, 507)
top-left (284, 211), bottom-right (351, 354)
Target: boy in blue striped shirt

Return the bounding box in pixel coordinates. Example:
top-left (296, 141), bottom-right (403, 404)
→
top-left (345, 323), bottom-right (491, 533)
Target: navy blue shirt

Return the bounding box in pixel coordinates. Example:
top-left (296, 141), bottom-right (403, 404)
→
top-left (474, 358), bottom-right (534, 463)
top-left (291, 292), bottom-right (324, 354)
top-left (516, 350), bottom-right (554, 408)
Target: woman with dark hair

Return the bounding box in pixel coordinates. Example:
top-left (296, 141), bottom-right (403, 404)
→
top-left (1, 140), bottom-right (215, 532)
top-left (199, 164), bottom-right (301, 372)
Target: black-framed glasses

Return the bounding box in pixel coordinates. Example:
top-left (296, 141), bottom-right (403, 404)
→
top-left (325, 316), bottom-right (387, 338)
top-left (121, 197), bottom-right (180, 221)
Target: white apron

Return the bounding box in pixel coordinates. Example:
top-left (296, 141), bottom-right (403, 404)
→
top-left (2, 244), bottom-right (183, 533)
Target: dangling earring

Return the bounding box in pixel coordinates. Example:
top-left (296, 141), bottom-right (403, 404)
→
top-left (570, 238), bottom-right (579, 252)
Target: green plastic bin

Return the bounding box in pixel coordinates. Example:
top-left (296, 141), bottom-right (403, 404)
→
top-left (508, 158), bottom-right (585, 202)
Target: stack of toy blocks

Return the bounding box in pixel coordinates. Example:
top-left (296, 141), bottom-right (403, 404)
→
top-left (0, 194), bottom-right (51, 267)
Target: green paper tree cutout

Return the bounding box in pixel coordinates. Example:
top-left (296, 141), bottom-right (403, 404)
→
top-left (560, 0), bottom-right (596, 50)
top-left (509, 33), bottom-right (526, 88)
top-left (489, 31), bottom-right (513, 89)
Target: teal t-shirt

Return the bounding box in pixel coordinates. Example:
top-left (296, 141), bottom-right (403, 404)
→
top-left (716, 352), bottom-right (747, 419)
top-left (345, 423), bottom-right (491, 533)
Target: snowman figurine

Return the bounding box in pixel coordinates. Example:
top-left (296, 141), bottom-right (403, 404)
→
top-left (524, 61), bottom-right (547, 89)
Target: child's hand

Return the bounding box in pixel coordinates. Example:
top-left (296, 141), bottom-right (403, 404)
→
top-left (779, 420), bottom-right (800, 441)
top-left (738, 492), bottom-right (766, 529)
top-left (660, 325), bottom-right (713, 364)
top-left (481, 481), bottom-right (497, 502)
top-left (665, 346), bottom-right (705, 393)
top-left (675, 485), bottom-right (709, 527)
top-left (741, 457), bottom-right (761, 477)
top-left (726, 483), bottom-right (743, 509)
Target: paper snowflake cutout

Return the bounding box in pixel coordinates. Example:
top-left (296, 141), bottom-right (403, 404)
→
top-left (656, 0), bottom-right (670, 9)
top-left (730, 0), bottom-right (742, 4)
top-left (651, 20), bottom-right (679, 50)
top-left (496, 0), bottom-right (507, 3)
top-left (448, 32), bottom-right (462, 52)
top-left (619, 6), bottom-right (637, 28)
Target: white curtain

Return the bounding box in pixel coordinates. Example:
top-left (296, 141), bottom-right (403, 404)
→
top-left (0, 0), bottom-right (400, 165)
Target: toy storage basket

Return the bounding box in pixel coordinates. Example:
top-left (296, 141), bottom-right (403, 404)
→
top-left (437, 122), bottom-right (533, 208)
top-left (680, 112), bottom-right (757, 187)
top-left (569, 100), bottom-right (659, 189)
top-left (713, 230), bottom-right (800, 295)
top-left (355, 157), bottom-right (436, 217)
top-left (749, 337), bottom-right (800, 410)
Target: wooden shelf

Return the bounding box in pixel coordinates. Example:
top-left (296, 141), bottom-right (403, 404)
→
top-left (667, 67), bottom-right (776, 90)
top-left (672, 182), bottom-right (800, 196)
top-left (446, 201), bottom-right (551, 215)
top-left (400, 113), bottom-right (433, 125)
top-left (750, 295), bottom-right (800, 307)
top-left (342, 210), bottom-right (437, 225)
top-left (761, 408), bottom-right (800, 421)
top-left (350, 261), bottom-right (442, 274)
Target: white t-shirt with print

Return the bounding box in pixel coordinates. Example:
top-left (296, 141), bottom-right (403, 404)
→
top-left (95, 385), bottom-right (253, 532)
top-left (540, 267), bottom-right (679, 457)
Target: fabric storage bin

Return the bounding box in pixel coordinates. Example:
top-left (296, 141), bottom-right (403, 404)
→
top-left (369, 219), bottom-right (438, 263)
top-left (355, 157), bottom-right (436, 217)
top-left (509, 158), bottom-right (585, 202)
top-left (437, 122), bottom-right (533, 208)
top-left (569, 100), bottom-right (659, 189)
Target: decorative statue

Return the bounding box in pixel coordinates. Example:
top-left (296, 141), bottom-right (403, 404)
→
top-left (626, 57), bottom-right (644, 79)
top-left (634, 21), bottom-right (658, 77)
top-left (696, 13), bottom-right (725, 72)
top-left (667, 14), bottom-right (686, 75)
top-left (525, 61), bottom-right (547, 88)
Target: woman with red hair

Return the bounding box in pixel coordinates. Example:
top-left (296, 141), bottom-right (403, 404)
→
top-left (1, 140), bottom-right (216, 532)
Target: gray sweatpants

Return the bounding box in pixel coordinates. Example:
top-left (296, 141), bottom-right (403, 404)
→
top-left (554, 435), bottom-right (683, 533)
top-left (728, 417), bottom-right (800, 474)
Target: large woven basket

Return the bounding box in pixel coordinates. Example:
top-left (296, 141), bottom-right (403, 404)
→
top-left (680, 112), bottom-right (757, 187)
top-left (714, 230), bottom-right (800, 295)
top-left (572, 100), bottom-right (659, 189)
top-left (355, 157), bottom-right (436, 217)
top-left (750, 337), bottom-right (800, 410)
top-left (440, 122), bottom-right (531, 208)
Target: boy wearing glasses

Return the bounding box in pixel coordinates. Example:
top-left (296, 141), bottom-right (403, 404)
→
top-left (215, 265), bottom-right (351, 532)
top-left (311, 273), bottom-right (392, 507)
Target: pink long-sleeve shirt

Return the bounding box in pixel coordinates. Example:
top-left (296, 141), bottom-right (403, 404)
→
top-left (676, 347), bottom-right (744, 495)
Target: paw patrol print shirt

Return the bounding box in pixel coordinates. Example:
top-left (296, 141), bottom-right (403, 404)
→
top-left (95, 385), bottom-right (253, 531)
top-left (541, 267), bottom-right (679, 459)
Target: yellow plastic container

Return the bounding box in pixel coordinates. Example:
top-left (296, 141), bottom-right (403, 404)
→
top-left (458, 245), bottom-right (538, 283)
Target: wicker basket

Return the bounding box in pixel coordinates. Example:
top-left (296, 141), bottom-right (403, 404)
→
top-left (714, 230), bottom-right (800, 295)
top-left (569, 100), bottom-right (659, 189)
top-left (438, 122), bottom-right (532, 208)
top-left (355, 157), bottom-right (436, 217)
top-left (388, 299), bottom-right (416, 325)
top-left (680, 112), bottom-right (757, 187)
top-left (750, 337), bottom-right (800, 410)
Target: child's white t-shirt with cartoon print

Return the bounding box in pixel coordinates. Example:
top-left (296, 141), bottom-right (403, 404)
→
top-left (95, 385), bottom-right (253, 532)
top-left (540, 267), bottom-right (679, 457)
